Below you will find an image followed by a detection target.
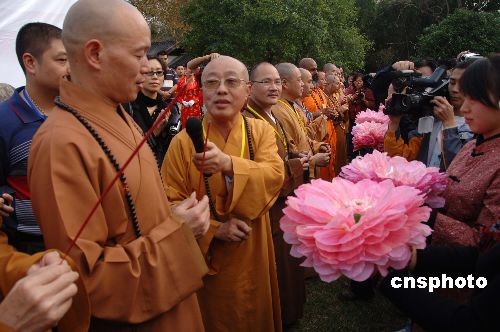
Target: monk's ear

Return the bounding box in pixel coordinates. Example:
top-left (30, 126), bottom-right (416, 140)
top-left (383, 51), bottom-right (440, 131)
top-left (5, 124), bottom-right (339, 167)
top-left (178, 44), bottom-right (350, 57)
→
top-left (281, 78), bottom-right (288, 89)
top-left (83, 39), bottom-right (104, 70)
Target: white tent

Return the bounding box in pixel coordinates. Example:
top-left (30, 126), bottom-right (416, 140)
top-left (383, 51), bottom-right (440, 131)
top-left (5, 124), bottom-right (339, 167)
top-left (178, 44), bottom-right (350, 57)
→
top-left (0, 0), bottom-right (77, 87)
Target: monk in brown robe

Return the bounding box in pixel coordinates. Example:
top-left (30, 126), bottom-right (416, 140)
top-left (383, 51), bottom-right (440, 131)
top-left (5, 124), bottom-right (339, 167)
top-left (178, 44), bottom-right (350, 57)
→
top-left (28, 0), bottom-right (209, 330)
top-left (162, 56), bottom-right (284, 331)
top-left (243, 62), bottom-right (306, 328)
top-left (273, 63), bottom-right (330, 180)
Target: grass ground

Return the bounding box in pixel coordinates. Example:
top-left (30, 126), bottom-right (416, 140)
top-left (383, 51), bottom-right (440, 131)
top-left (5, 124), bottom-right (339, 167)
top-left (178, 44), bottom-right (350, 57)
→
top-left (288, 277), bottom-right (407, 332)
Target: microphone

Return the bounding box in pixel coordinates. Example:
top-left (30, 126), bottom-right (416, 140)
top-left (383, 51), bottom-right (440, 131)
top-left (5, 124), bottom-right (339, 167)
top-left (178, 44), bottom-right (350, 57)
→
top-left (186, 117), bottom-right (205, 153)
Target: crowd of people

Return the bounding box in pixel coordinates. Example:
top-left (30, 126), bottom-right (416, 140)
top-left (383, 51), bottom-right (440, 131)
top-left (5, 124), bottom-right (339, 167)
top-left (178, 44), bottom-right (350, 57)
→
top-left (0, 0), bottom-right (499, 331)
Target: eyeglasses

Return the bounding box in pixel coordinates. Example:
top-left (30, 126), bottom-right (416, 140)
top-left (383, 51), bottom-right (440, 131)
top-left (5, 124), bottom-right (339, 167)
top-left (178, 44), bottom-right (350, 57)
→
top-left (252, 79), bottom-right (282, 87)
top-left (202, 78), bottom-right (248, 90)
top-left (145, 70), bottom-right (164, 77)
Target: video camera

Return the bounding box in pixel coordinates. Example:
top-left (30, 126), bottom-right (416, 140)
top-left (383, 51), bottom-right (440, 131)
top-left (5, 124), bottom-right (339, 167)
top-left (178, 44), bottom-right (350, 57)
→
top-left (384, 66), bottom-right (449, 119)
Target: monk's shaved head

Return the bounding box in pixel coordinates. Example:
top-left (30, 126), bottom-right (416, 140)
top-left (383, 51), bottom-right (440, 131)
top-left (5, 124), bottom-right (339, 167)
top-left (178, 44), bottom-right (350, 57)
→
top-left (61, 0), bottom-right (151, 104)
top-left (250, 62), bottom-right (275, 81)
top-left (298, 57), bottom-right (318, 73)
top-left (201, 55), bottom-right (249, 82)
top-left (299, 68), bottom-right (311, 80)
top-left (63, 0), bottom-right (148, 56)
top-left (324, 63), bottom-right (338, 73)
top-left (275, 63), bottom-right (298, 80)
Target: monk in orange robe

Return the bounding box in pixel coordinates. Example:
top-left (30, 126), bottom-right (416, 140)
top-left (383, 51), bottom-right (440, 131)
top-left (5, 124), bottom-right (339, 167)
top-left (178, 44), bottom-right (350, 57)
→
top-left (162, 56), bottom-right (284, 331)
top-left (28, 1), bottom-right (208, 330)
top-left (301, 70), bottom-right (337, 180)
top-left (324, 73), bottom-right (349, 176)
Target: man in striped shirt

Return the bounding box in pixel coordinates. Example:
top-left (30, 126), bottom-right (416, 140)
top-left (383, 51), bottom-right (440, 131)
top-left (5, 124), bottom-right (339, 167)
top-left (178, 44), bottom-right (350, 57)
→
top-left (0, 22), bottom-right (69, 254)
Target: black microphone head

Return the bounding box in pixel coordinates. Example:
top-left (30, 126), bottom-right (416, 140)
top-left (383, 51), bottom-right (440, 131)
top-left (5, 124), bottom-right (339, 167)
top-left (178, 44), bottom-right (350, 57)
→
top-left (185, 117), bottom-right (204, 153)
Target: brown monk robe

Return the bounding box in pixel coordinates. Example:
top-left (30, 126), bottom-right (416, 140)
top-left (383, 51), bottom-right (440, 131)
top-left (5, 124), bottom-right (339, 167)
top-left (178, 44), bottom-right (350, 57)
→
top-left (273, 63), bottom-right (331, 181)
top-left (28, 1), bottom-right (207, 330)
top-left (324, 74), bottom-right (349, 176)
top-left (0, 225), bottom-right (90, 331)
top-left (162, 56), bottom-right (284, 332)
top-left (243, 62), bottom-right (306, 327)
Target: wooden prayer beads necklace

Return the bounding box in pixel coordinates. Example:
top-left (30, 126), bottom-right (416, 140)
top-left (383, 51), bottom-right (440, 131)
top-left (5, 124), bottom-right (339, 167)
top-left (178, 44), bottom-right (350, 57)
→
top-left (203, 115), bottom-right (254, 222)
top-left (55, 97), bottom-right (142, 238)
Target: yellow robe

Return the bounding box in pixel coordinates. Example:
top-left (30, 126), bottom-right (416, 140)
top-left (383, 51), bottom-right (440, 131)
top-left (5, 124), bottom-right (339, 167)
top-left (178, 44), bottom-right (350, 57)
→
top-left (28, 79), bottom-right (207, 331)
top-left (162, 112), bottom-right (284, 332)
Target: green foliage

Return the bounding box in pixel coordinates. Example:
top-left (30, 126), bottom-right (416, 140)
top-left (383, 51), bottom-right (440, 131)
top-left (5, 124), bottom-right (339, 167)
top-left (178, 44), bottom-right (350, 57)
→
top-left (356, 0), bottom-right (500, 71)
top-left (181, 0), bottom-right (371, 73)
top-left (417, 9), bottom-right (500, 60)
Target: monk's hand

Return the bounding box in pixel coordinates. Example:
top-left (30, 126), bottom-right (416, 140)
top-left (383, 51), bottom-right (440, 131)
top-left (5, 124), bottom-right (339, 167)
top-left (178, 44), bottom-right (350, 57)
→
top-left (0, 193), bottom-right (14, 217)
top-left (312, 152), bottom-right (331, 167)
top-left (172, 192), bottom-right (210, 238)
top-left (193, 141), bottom-right (233, 176)
top-left (0, 255), bottom-right (79, 332)
top-left (319, 144), bottom-right (330, 153)
top-left (214, 217), bottom-right (252, 242)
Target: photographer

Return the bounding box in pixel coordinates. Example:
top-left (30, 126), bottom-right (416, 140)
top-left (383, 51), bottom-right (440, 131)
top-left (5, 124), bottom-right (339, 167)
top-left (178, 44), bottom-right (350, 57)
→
top-left (345, 73), bottom-right (375, 125)
top-left (384, 59), bottom-right (475, 170)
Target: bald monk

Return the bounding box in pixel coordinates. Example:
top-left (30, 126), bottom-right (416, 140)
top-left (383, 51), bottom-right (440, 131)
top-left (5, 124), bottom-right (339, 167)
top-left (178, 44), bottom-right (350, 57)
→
top-left (298, 68), bottom-right (328, 143)
top-left (243, 62), bottom-right (306, 327)
top-left (273, 63), bottom-right (330, 180)
top-left (28, 0), bottom-right (209, 330)
top-left (162, 56), bottom-right (284, 331)
top-left (324, 74), bottom-right (349, 176)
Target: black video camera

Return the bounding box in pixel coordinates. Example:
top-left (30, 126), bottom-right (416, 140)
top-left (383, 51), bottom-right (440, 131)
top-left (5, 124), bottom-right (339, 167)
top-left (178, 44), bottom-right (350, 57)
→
top-left (384, 66), bottom-right (449, 119)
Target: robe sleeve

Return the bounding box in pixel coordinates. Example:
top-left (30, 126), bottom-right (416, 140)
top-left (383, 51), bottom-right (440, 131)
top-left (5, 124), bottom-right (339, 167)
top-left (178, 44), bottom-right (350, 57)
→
top-left (28, 129), bottom-right (205, 324)
top-left (0, 224), bottom-right (90, 332)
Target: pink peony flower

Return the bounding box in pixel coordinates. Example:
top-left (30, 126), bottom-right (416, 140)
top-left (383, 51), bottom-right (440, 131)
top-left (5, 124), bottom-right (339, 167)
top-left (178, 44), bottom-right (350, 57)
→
top-left (280, 178), bottom-right (432, 282)
top-left (340, 150), bottom-right (448, 208)
top-left (352, 121), bottom-right (387, 151)
top-left (355, 108), bottom-right (390, 125)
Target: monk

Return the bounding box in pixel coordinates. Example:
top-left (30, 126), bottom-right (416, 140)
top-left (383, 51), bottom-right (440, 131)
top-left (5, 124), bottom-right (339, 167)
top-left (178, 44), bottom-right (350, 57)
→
top-left (324, 74), bottom-right (349, 175)
top-left (300, 69), bottom-right (337, 180)
top-left (298, 68), bottom-right (328, 143)
top-left (162, 56), bottom-right (284, 331)
top-left (28, 0), bottom-right (209, 330)
top-left (243, 62), bottom-right (306, 328)
top-left (273, 62), bottom-right (330, 180)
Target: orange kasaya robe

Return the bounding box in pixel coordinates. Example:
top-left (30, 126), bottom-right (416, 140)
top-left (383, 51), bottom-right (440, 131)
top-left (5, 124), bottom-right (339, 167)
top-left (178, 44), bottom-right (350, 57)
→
top-left (302, 88), bottom-right (337, 181)
top-left (28, 79), bottom-right (207, 331)
top-left (162, 112), bottom-right (284, 332)
top-left (0, 225), bottom-right (90, 332)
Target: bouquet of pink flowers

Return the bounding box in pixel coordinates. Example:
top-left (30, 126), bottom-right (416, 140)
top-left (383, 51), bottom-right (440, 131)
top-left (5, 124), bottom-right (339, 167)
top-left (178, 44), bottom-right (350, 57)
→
top-left (355, 108), bottom-right (390, 125)
top-left (352, 121), bottom-right (387, 151)
top-left (280, 178), bottom-right (432, 282)
top-left (340, 150), bottom-right (448, 208)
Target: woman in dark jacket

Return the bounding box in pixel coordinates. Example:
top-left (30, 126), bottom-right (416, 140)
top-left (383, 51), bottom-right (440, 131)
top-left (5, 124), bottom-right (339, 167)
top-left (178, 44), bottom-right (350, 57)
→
top-left (130, 55), bottom-right (180, 164)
